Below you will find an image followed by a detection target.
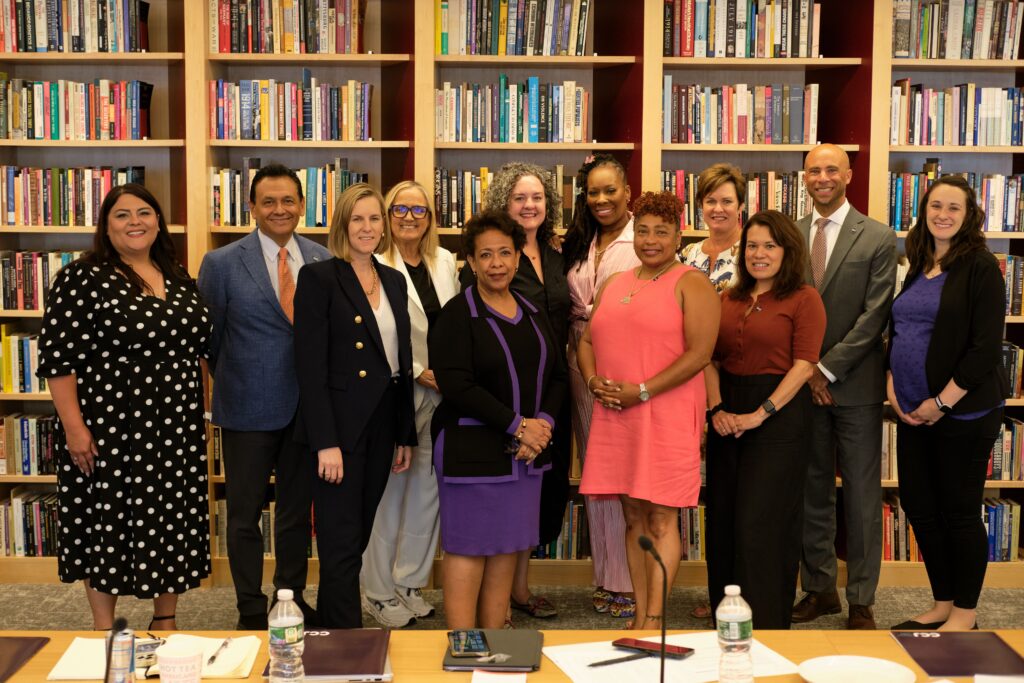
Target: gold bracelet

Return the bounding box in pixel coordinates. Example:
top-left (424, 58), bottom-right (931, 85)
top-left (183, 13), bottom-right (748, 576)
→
top-left (515, 418), bottom-right (527, 440)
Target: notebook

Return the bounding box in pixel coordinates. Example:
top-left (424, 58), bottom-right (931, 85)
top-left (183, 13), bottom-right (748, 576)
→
top-left (442, 629), bottom-right (543, 672)
top-left (0, 636), bottom-right (48, 683)
top-left (892, 631), bottom-right (1024, 677)
top-left (261, 629), bottom-right (392, 682)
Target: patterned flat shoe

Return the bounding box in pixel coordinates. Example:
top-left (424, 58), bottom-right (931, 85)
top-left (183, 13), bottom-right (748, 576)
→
top-left (609, 595), bottom-right (636, 619)
top-left (592, 588), bottom-right (613, 613)
top-left (510, 594), bottom-right (557, 619)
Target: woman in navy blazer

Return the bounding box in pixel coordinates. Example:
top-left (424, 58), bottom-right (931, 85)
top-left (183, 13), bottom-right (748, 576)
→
top-left (294, 183), bottom-right (417, 628)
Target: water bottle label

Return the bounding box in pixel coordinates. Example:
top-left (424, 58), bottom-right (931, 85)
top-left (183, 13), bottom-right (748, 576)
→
top-left (269, 624), bottom-right (304, 646)
top-left (718, 619), bottom-right (752, 641)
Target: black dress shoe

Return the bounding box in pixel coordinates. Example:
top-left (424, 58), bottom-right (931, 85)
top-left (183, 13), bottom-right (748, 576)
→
top-left (890, 618), bottom-right (945, 630)
top-left (269, 596), bottom-right (320, 628)
top-left (236, 613), bottom-right (269, 630)
top-left (791, 590), bottom-right (842, 623)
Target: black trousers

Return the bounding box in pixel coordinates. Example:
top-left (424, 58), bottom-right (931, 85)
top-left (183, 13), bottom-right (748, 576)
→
top-left (538, 401), bottom-right (572, 546)
top-left (706, 372), bottom-right (812, 630)
top-left (896, 407), bottom-right (1002, 610)
top-left (222, 415), bottom-right (312, 618)
top-left (312, 379), bottom-right (400, 628)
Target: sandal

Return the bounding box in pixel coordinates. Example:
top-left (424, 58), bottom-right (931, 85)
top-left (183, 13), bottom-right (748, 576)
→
top-left (609, 595), bottom-right (636, 619)
top-left (503, 616), bottom-right (515, 629)
top-left (510, 594), bottom-right (557, 619)
top-left (690, 603), bottom-right (712, 619)
top-left (148, 614), bottom-right (175, 630)
top-left (592, 588), bottom-right (613, 613)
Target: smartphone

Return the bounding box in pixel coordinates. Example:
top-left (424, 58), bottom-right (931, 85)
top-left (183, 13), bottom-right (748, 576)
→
top-left (611, 637), bottom-right (695, 660)
top-left (448, 629), bottom-right (490, 658)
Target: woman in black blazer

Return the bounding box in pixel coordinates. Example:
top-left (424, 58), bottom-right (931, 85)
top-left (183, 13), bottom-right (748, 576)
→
top-left (886, 175), bottom-right (1008, 632)
top-left (294, 183), bottom-right (417, 628)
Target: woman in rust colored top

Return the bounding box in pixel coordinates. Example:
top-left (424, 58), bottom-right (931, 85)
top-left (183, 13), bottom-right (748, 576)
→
top-left (704, 210), bottom-right (826, 629)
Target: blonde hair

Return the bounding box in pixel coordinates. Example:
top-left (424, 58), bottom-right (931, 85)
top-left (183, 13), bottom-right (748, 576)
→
top-left (328, 183), bottom-right (388, 261)
top-left (380, 180), bottom-right (439, 270)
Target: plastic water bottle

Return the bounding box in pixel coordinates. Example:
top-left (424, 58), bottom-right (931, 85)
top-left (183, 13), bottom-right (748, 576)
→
top-left (268, 588), bottom-right (305, 682)
top-left (716, 584), bottom-right (753, 683)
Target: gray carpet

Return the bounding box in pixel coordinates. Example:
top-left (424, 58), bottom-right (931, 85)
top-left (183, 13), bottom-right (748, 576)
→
top-left (2, 584), bottom-right (1023, 631)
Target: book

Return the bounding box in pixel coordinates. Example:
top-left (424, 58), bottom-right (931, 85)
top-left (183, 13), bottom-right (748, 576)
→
top-left (261, 629), bottom-right (392, 681)
top-left (893, 631), bottom-right (1024, 677)
top-left (442, 629), bottom-right (543, 672)
top-left (0, 635), bottom-right (48, 682)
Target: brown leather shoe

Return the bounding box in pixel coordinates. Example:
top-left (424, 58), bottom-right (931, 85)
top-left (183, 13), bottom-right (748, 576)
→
top-left (791, 590), bottom-right (842, 623)
top-left (848, 604), bottom-right (877, 630)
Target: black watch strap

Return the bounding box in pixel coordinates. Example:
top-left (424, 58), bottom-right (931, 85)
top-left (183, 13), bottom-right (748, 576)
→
top-left (707, 403), bottom-right (724, 417)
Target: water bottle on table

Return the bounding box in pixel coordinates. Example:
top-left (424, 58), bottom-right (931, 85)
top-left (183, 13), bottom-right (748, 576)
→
top-left (716, 584), bottom-right (753, 683)
top-left (268, 588), bottom-right (305, 683)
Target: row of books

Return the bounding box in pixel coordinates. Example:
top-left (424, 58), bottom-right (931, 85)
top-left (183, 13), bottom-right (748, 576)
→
top-left (890, 80), bottom-right (1024, 148)
top-left (0, 485), bottom-right (57, 558)
top-left (991, 413), bottom-right (1024, 481)
top-left (209, 73), bottom-right (372, 142)
top-left (996, 253), bottom-right (1024, 316)
top-left (0, 414), bottom-right (58, 476)
top-left (210, 0), bottom-right (364, 54)
top-left (212, 499), bottom-right (320, 559)
top-left (209, 159), bottom-right (367, 228)
top-left (892, 0), bottom-right (1024, 60)
top-left (436, 0), bottom-right (592, 56)
top-left (532, 499), bottom-right (589, 560)
top-left (0, 0), bottom-right (150, 53)
top-left (882, 494), bottom-right (923, 562)
top-left (435, 77), bottom-right (590, 143)
top-left (661, 168), bottom-right (812, 230)
top-left (0, 166), bottom-right (145, 229)
top-left (662, 0), bottom-right (822, 59)
top-left (680, 504), bottom-right (706, 561)
top-left (661, 79), bottom-right (820, 145)
top-left (985, 496), bottom-right (1022, 562)
top-left (0, 77), bottom-right (154, 141)
top-left (888, 169), bottom-right (1022, 233)
top-left (433, 163), bottom-right (576, 229)
top-left (0, 326), bottom-right (44, 394)
top-left (0, 251), bottom-right (81, 312)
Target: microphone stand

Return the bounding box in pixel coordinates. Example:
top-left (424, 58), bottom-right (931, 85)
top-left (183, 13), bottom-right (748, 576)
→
top-left (638, 535), bottom-right (667, 683)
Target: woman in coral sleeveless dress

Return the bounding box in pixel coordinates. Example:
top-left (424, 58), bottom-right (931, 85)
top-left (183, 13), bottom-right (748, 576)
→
top-left (578, 191), bottom-right (720, 629)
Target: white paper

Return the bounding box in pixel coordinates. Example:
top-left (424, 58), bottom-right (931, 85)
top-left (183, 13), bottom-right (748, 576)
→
top-left (542, 631), bottom-right (798, 683)
top-left (470, 671), bottom-right (528, 683)
top-left (976, 677), bottom-right (1024, 682)
top-left (47, 637), bottom-right (106, 680)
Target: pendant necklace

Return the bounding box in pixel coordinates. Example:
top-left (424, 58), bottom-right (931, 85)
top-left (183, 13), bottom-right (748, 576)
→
top-left (620, 262), bottom-right (676, 304)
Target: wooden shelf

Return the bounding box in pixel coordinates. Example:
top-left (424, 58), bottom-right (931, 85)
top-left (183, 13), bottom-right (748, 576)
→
top-left (435, 54), bottom-right (635, 68)
top-left (890, 145), bottom-right (1022, 153)
top-left (210, 226), bottom-right (329, 235)
top-left (0, 556), bottom-right (58, 583)
top-left (663, 144), bottom-right (859, 152)
top-left (0, 225), bottom-right (186, 234)
top-left (892, 58), bottom-right (1024, 71)
top-left (0, 51), bottom-right (184, 64)
top-left (0, 393), bottom-right (51, 401)
top-left (0, 310), bottom-right (42, 318)
top-left (435, 142), bottom-right (635, 150)
top-left (208, 140), bottom-right (410, 148)
top-left (0, 139), bottom-right (185, 148)
top-left (208, 52), bottom-right (411, 64)
top-left (0, 475), bottom-right (56, 483)
top-left (663, 57), bottom-right (862, 69)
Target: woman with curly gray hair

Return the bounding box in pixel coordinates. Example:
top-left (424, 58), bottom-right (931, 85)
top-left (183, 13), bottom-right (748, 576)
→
top-left (459, 161), bottom-right (570, 624)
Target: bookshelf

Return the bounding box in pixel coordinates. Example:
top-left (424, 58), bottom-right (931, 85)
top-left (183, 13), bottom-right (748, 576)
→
top-left (0, 0), bottom-right (1020, 590)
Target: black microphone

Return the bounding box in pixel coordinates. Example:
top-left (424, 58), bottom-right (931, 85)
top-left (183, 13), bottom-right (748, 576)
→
top-left (104, 617), bottom-right (128, 683)
top-left (638, 535), bottom-right (667, 683)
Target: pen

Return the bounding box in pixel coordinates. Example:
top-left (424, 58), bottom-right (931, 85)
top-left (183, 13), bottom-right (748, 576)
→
top-left (588, 651), bottom-right (651, 667)
top-left (207, 638), bottom-right (232, 665)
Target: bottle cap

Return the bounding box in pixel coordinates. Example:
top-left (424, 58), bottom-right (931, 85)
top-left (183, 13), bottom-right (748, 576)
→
top-left (724, 585), bottom-right (741, 596)
top-left (277, 588), bottom-right (294, 601)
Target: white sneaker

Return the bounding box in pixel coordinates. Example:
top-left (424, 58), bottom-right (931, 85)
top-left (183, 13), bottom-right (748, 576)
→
top-left (395, 586), bottom-right (435, 618)
top-left (362, 594), bottom-right (416, 628)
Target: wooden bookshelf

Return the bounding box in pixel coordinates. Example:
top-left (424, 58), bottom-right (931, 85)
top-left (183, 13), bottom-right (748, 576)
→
top-left (0, 0), bottom-right (1021, 591)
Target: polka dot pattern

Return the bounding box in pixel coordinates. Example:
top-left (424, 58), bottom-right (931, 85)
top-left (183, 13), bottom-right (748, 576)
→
top-left (38, 263), bottom-right (213, 598)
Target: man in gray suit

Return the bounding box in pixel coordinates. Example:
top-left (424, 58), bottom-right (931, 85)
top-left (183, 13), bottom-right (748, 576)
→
top-left (792, 144), bottom-right (897, 630)
top-left (198, 164), bottom-right (331, 629)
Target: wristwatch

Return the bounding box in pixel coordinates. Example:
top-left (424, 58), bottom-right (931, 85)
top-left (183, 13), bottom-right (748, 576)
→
top-left (639, 382), bottom-right (651, 402)
top-left (934, 395), bottom-right (953, 414)
top-left (761, 399), bottom-right (777, 415)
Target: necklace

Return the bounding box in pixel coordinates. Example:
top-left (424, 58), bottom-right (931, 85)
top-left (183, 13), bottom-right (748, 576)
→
top-left (620, 262), bottom-right (677, 304)
top-left (360, 265), bottom-right (378, 297)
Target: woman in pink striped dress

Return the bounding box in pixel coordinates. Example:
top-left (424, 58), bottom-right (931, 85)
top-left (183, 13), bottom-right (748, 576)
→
top-left (562, 154), bottom-right (639, 618)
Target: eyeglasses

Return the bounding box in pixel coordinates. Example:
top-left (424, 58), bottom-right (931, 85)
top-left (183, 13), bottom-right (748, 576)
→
top-left (390, 204), bottom-right (430, 219)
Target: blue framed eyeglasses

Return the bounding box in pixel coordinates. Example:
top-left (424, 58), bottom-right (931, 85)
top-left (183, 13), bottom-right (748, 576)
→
top-left (390, 204), bottom-right (430, 219)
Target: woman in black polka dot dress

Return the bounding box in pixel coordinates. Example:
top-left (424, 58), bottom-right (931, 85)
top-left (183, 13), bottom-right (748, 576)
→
top-left (37, 184), bottom-right (212, 631)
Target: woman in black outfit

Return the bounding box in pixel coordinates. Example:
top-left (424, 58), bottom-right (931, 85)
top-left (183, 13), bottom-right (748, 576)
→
top-left (293, 183), bottom-right (417, 628)
top-left (887, 175), bottom-right (1007, 631)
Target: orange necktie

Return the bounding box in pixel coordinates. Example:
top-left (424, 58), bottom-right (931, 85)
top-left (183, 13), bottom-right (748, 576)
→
top-left (278, 247), bottom-right (295, 323)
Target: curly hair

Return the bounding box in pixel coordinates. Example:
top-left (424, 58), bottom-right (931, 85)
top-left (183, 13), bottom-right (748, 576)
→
top-left (78, 183), bottom-right (192, 295)
top-left (729, 210), bottom-right (808, 301)
top-left (696, 162), bottom-right (746, 205)
top-left (380, 180), bottom-right (439, 270)
top-left (632, 191), bottom-right (684, 227)
top-left (483, 162), bottom-right (562, 245)
top-left (905, 174), bottom-right (988, 276)
top-left (562, 153), bottom-right (629, 272)
top-left (463, 209), bottom-right (527, 256)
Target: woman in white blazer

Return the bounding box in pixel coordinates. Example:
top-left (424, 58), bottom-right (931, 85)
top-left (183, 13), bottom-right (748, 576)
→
top-left (361, 180), bottom-right (459, 627)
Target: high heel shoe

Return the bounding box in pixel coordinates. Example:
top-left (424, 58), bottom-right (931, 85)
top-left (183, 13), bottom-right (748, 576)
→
top-left (148, 614), bottom-right (175, 630)
top-left (890, 618), bottom-right (945, 630)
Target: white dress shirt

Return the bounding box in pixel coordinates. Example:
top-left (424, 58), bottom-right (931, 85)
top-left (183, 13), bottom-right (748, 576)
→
top-left (808, 199), bottom-right (852, 383)
top-left (257, 229), bottom-right (305, 297)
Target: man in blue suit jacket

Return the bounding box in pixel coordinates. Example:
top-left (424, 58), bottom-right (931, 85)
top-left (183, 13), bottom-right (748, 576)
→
top-left (198, 164), bottom-right (330, 629)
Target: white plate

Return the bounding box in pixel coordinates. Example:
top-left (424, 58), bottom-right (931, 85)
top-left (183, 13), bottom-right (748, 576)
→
top-left (798, 655), bottom-right (917, 683)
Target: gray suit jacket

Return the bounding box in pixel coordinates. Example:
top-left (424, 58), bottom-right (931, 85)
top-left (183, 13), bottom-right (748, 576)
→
top-left (198, 229), bottom-right (331, 431)
top-left (798, 206), bottom-right (898, 406)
